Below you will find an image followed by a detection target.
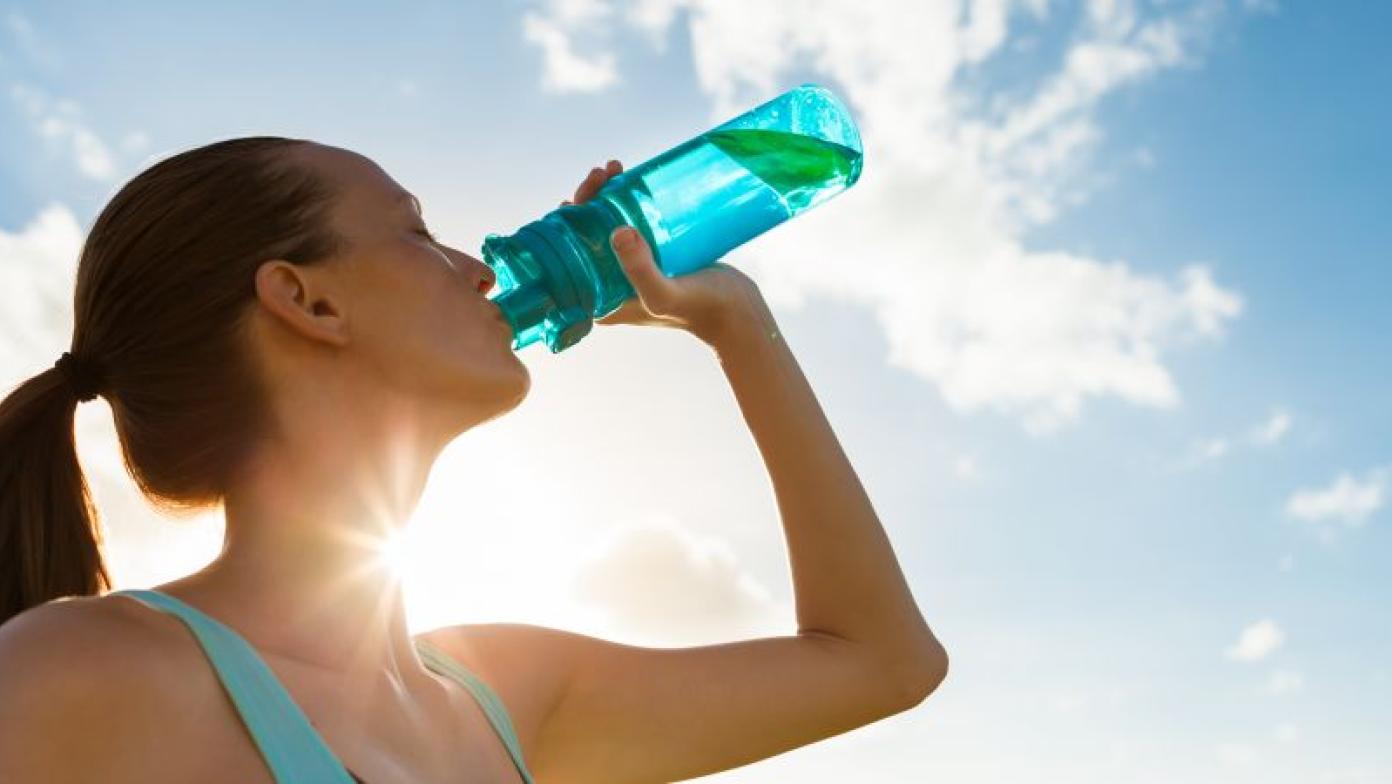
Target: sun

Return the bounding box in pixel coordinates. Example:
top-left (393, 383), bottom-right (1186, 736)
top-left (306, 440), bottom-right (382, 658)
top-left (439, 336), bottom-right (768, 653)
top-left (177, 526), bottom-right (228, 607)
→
top-left (377, 528), bottom-right (414, 581)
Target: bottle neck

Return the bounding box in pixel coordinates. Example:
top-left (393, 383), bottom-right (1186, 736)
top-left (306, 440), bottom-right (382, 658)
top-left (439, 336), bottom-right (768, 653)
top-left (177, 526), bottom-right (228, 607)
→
top-left (483, 210), bottom-right (599, 353)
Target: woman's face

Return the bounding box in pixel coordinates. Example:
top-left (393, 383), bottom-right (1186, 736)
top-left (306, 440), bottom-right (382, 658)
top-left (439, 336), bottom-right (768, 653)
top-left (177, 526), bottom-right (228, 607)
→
top-left (299, 143), bottom-right (529, 431)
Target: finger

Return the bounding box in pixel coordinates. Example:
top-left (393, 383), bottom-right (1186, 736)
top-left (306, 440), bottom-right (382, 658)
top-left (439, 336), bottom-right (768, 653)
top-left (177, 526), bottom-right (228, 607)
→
top-left (572, 166), bottom-right (607, 204)
top-left (609, 227), bottom-right (674, 314)
top-left (595, 297), bottom-right (643, 325)
top-left (574, 161), bottom-right (622, 206)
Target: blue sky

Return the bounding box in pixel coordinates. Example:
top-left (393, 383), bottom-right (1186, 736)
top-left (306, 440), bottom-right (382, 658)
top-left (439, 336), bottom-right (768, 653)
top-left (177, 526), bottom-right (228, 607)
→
top-left (2, 1), bottom-right (1389, 781)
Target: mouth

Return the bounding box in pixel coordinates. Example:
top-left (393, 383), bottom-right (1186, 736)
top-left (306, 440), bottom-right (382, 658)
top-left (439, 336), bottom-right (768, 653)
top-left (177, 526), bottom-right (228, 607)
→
top-left (490, 304), bottom-right (513, 337)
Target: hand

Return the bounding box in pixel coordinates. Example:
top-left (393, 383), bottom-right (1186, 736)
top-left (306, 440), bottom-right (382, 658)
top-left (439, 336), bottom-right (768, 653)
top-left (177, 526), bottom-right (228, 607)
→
top-left (560, 159), bottom-right (774, 347)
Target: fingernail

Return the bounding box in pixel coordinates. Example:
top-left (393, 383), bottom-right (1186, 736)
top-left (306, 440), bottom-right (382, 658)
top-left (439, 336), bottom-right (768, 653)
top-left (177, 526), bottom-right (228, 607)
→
top-left (612, 227), bottom-right (636, 248)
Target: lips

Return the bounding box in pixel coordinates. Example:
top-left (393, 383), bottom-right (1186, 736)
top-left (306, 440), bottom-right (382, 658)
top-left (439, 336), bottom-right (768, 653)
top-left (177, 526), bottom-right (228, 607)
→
top-left (490, 304), bottom-right (512, 335)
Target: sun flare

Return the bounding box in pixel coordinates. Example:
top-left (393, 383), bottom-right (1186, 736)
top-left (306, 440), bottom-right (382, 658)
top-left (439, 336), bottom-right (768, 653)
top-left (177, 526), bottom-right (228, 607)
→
top-left (377, 528), bottom-right (414, 581)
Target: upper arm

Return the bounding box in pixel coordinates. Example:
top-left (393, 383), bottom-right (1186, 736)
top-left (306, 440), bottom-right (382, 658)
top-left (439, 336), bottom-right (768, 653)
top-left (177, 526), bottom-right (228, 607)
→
top-left (425, 623), bottom-right (946, 784)
top-left (0, 599), bottom-right (163, 782)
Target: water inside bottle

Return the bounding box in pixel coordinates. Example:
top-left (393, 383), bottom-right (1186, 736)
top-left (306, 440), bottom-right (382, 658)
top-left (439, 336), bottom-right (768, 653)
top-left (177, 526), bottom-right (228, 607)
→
top-left (602, 128), bottom-right (862, 276)
top-left (705, 128), bottom-right (862, 212)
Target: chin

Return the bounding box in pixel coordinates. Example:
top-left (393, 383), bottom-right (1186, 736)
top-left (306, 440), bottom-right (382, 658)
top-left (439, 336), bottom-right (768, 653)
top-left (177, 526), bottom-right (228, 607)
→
top-left (499, 361), bottom-right (531, 411)
top-left (462, 363), bottom-right (531, 427)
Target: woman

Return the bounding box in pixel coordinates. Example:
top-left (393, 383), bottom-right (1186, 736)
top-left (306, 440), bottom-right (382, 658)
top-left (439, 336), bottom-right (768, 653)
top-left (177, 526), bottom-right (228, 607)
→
top-left (0, 137), bottom-right (947, 782)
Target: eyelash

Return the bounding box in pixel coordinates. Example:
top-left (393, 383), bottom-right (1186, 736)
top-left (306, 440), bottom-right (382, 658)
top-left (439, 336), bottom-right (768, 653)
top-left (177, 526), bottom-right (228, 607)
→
top-left (415, 226), bottom-right (439, 243)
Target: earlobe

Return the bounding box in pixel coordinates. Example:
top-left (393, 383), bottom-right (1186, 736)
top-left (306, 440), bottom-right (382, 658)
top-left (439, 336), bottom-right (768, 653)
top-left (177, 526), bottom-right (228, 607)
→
top-left (254, 259), bottom-right (351, 347)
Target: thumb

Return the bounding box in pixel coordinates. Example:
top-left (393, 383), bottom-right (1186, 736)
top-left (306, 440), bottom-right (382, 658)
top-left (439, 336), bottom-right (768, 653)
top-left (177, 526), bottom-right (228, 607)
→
top-left (609, 227), bottom-right (674, 312)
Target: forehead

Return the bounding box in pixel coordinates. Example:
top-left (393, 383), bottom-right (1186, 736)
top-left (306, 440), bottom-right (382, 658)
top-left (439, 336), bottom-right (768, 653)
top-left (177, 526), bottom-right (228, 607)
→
top-left (299, 143), bottom-right (419, 215)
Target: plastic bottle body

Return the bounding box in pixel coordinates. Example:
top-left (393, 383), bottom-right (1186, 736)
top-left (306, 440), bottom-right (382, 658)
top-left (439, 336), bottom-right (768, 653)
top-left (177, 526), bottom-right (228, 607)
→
top-left (485, 82), bottom-right (863, 353)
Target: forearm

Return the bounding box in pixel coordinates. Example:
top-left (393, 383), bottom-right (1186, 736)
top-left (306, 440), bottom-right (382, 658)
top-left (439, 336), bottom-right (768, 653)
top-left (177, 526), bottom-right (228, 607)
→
top-left (703, 303), bottom-right (945, 681)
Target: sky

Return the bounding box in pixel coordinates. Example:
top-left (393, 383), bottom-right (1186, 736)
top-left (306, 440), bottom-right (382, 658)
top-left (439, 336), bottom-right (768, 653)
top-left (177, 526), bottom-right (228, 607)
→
top-left (2, 1), bottom-right (1389, 781)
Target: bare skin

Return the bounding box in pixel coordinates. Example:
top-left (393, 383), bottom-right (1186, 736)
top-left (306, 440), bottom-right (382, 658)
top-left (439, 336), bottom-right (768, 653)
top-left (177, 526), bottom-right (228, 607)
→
top-left (0, 144), bottom-right (947, 783)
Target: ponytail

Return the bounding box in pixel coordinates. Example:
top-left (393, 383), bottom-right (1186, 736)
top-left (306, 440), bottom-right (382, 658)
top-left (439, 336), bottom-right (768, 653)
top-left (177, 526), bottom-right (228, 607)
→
top-left (0, 363), bottom-right (111, 628)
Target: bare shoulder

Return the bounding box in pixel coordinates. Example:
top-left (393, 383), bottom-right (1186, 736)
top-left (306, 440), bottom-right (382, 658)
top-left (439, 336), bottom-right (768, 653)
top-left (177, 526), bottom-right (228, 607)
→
top-left (0, 595), bottom-right (199, 780)
top-left (0, 593), bottom-right (169, 686)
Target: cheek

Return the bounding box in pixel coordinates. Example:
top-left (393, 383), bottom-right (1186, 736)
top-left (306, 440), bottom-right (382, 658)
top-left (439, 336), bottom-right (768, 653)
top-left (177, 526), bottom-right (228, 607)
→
top-left (414, 267), bottom-right (491, 357)
top-left (355, 256), bottom-right (460, 350)
top-left (354, 249), bottom-right (503, 375)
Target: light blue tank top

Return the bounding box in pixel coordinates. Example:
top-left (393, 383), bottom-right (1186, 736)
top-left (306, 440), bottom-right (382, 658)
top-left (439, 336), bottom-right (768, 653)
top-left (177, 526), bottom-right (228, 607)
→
top-left (109, 588), bottom-right (536, 784)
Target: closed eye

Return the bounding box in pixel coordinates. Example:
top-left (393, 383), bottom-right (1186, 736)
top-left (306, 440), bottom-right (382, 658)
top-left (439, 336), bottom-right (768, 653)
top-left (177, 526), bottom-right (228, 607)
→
top-left (415, 226), bottom-right (439, 243)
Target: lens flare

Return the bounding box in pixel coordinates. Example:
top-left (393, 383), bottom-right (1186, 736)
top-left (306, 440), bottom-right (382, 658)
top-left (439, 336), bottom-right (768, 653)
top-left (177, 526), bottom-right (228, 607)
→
top-left (377, 528), bottom-right (413, 580)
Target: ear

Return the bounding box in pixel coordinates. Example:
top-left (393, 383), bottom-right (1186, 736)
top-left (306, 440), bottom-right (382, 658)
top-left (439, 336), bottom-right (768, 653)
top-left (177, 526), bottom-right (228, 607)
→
top-left (253, 259), bottom-right (351, 348)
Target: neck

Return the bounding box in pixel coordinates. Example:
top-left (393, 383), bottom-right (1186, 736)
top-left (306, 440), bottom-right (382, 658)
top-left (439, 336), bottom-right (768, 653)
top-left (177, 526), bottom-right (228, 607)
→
top-left (175, 393), bottom-right (450, 681)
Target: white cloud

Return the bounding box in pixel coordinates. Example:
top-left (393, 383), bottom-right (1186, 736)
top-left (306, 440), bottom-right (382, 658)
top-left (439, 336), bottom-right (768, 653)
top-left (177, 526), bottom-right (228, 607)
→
top-left (1174, 405), bottom-right (1292, 470)
top-left (1266, 668), bottom-right (1303, 695)
top-left (959, 0), bottom-right (1012, 63)
top-left (0, 203), bottom-right (85, 377)
top-left (570, 516), bottom-right (786, 645)
top-left (1274, 721), bottom-right (1299, 743)
top-left (983, 12), bottom-right (1188, 172)
top-left (626, 0), bottom-right (685, 51)
top-left (0, 205), bottom-right (122, 480)
top-left (1249, 407), bottom-right (1292, 445)
top-left (1285, 466), bottom-right (1388, 527)
top-left (1225, 618), bottom-right (1285, 662)
top-left (522, 0), bottom-right (619, 93)
top-left (9, 83), bottom-right (118, 180)
top-left (520, 0), bottom-right (1248, 432)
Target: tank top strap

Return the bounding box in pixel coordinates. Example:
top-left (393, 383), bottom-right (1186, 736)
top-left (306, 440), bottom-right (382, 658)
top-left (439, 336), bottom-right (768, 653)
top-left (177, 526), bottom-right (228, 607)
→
top-left (413, 637), bottom-right (536, 784)
top-left (108, 588), bottom-right (357, 784)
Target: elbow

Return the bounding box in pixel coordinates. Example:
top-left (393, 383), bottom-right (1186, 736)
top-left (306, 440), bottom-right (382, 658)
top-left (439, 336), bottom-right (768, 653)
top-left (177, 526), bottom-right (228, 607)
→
top-left (897, 638), bottom-right (949, 709)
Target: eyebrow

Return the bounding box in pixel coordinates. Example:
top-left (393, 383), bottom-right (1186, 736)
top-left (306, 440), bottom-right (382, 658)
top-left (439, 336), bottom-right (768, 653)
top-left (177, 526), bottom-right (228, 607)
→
top-left (396, 192), bottom-right (422, 215)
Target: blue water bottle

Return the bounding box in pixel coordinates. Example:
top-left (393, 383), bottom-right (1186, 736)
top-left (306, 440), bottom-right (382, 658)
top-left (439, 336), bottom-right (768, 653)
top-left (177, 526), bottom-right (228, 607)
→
top-left (484, 82), bottom-right (863, 353)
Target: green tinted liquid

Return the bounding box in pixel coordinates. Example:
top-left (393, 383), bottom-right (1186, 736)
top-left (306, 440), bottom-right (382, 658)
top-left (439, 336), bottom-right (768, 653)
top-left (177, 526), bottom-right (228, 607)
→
top-left (705, 128), bottom-right (863, 212)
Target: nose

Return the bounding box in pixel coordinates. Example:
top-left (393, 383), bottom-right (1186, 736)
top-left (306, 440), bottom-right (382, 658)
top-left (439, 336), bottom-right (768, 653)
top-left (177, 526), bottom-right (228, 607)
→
top-left (443, 244), bottom-right (496, 295)
top-left (471, 256), bottom-right (497, 295)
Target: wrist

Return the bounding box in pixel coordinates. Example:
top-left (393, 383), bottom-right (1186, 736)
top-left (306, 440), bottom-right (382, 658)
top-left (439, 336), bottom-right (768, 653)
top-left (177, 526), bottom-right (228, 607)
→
top-left (697, 297), bottom-right (783, 357)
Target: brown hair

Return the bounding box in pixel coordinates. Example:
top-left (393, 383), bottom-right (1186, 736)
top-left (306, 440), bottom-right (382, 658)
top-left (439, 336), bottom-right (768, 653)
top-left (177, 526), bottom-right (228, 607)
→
top-left (0, 136), bottom-right (346, 627)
